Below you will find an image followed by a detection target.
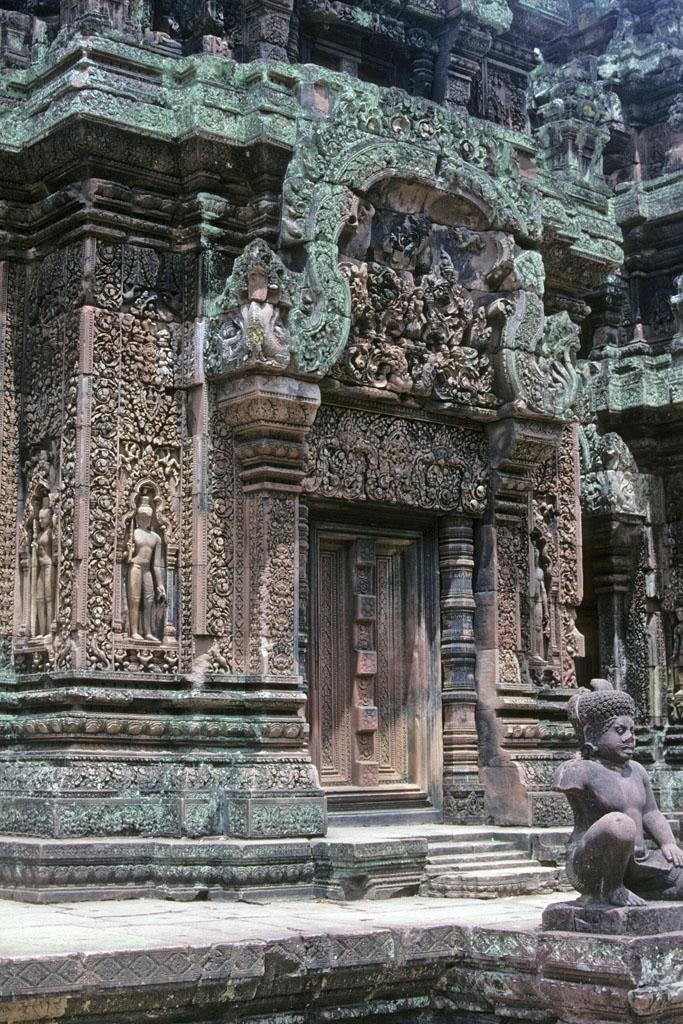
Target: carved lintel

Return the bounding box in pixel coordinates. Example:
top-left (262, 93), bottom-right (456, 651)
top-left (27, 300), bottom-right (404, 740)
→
top-left (216, 374), bottom-right (321, 492)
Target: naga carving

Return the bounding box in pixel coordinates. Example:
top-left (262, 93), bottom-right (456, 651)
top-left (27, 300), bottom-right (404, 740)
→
top-left (580, 423), bottom-right (644, 516)
top-left (206, 240), bottom-right (295, 377)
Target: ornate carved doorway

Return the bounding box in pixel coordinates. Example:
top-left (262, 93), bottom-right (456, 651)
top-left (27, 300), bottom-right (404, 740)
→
top-left (309, 518), bottom-right (440, 815)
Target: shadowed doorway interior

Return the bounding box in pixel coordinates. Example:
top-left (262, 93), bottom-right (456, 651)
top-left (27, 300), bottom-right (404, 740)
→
top-left (309, 517), bottom-right (441, 819)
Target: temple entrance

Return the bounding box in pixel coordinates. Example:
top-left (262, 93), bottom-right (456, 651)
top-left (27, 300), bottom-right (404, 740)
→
top-left (308, 517), bottom-right (440, 816)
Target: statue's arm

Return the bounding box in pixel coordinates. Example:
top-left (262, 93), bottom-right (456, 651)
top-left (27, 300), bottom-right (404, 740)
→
top-left (152, 535), bottom-right (166, 599)
top-left (640, 763), bottom-right (683, 864)
top-left (554, 758), bottom-right (587, 794)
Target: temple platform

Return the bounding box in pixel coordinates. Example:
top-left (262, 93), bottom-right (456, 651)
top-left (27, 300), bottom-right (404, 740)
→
top-left (2, 888), bottom-right (683, 1024)
top-left (0, 823), bottom-right (571, 903)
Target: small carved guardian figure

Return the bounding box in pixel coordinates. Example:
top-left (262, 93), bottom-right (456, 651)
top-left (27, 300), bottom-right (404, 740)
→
top-left (530, 533), bottom-right (551, 666)
top-left (32, 505), bottom-right (56, 639)
top-left (672, 274), bottom-right (683, 356)
top-left (672, 607), bottom-right (683, 669)
top-left (126, 491), bottom-right (166, 643)
top-left (240, 262), bottom-right (290, 366)
top-left (556, 679), bottom-right (683, 906)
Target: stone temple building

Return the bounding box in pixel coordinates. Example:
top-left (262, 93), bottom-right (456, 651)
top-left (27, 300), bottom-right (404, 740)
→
top-left (0, 0), bottom-right (682, 906)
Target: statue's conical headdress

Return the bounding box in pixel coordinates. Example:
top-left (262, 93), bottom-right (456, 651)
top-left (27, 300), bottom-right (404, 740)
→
top-left (567, 678), bottom-right (636, 748)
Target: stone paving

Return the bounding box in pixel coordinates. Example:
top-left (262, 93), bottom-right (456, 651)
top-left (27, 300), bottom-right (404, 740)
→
top-left (2, 886), bottom-right (681, 1024)
top-left (0, 889), bottom-right (563, 960)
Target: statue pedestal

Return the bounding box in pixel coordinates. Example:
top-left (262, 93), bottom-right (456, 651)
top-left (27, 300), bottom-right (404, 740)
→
top-left (542, 898), bottom-right (683, 935)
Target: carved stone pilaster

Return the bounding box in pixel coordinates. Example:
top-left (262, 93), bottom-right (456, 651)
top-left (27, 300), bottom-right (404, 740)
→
top-left (439, 516), bottom-right (481, 823)
top-left (480, 415), bottom-right (570, 826)
top-left (214, 371), bottom-right (326, 837)
top-left (60, 0), bottom-right (138, 35)
top-left (297, 497), bottom-right (310, 686)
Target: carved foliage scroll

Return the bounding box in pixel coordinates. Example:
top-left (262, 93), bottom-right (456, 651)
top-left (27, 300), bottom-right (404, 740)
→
top-left (206, 401), bottom-right (237, 673)
top-left (304, 406), bottom-right (489, 515)
top-left (532, 424), bottom-right (583, 686)
top-left (88, 241), bottom-right (184, 674)
top-left (0, 264), bottom-right (19, 669)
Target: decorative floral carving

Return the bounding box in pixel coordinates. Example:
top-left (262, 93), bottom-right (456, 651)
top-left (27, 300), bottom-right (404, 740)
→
top-left (304, 406), bottom-right (489, 514)
top-left (206, 403), bottom-right (236, 673)
top-left (247, 494), bottom-right (296, 676)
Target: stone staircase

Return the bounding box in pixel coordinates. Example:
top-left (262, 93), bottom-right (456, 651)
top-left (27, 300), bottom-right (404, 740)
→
top-left (419, 833), bottom-right (564, 899)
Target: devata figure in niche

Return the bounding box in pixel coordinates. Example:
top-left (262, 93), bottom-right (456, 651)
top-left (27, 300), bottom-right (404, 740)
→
top-left (556, 679), bottom-right (683, 906)
top-left (126, 489), bottom-right (166, 643)
top-left (33, 505), bottom-right (56, 640)
top-left (672, 607), bottom-right (683, 669)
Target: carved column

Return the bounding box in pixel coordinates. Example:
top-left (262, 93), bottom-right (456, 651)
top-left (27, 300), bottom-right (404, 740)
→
top-left (215, 371), bottom-right (327, 837)
top-left (479, 416), bottom-right (568, 826)
top-left (440, 516), bottom-right (480, 821)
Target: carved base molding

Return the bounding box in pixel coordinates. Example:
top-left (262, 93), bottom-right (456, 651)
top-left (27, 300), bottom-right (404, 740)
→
top-left (0, 834), bottom-right (320, 903)
top-left (0, 825), bottom-right (566, 904)
top-left (0, 754), bottom-right (326, 840)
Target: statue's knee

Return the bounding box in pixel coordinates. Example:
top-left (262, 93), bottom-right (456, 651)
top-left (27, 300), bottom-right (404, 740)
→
top-left (602, 811), bottom-right (636, 845)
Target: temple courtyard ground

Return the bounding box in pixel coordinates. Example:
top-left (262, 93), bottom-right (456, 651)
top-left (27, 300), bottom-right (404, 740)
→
top-left (1, 829), bottom-right (682, 1024)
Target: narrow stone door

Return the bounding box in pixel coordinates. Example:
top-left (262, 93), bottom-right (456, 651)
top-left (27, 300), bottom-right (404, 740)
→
top-left (309, 522), bottom-right (440, 813)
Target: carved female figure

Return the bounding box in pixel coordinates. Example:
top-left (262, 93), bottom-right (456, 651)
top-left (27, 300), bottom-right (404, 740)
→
top-left (531, 537), bottom-right (550, 661)
top-left (126, 492), bottom-right (166, 643)
top-left (32, 505), bottom-right (56, 639)
top-left (556, 680), bottom-right (683, 906)
top-left (672, 607), bottom-right (683, 668)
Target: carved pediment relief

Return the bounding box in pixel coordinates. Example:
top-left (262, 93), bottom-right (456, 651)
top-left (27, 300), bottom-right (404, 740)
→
top-left (331, 195), bottom-right (580, 419)
top-left (331, 203), bottom-right (509, 408)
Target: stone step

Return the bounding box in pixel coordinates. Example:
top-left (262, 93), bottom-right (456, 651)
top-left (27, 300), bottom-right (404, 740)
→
top-left (425, 840), bottom-right (521, 857)
top-left (424, 851), bottom-right (530, 874)
top-left (421, 864), bottom-right (560, 900)
top-left (426, 843), bottom-right (520, 860)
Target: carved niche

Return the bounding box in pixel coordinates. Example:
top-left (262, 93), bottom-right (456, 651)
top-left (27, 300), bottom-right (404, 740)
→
top-left (16, 446), bottom-right (60, 646)
top-left (116, 481), bottom-right (176, 661)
